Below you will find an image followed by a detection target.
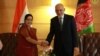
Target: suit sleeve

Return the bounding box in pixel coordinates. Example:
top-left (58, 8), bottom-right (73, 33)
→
top-left (71, 16), bottom-right (78, 47)
top-left (46, 19), bottom-right (55, 45)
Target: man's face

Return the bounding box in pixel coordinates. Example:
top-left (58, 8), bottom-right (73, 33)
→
top-left (55, 5), bottom-right (65, 16)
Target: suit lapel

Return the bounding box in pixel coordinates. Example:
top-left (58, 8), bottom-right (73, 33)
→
top-left (55, 17), bottom-right (61, 30)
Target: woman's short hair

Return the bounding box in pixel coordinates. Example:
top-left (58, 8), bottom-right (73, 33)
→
top-left (24, 14), bottom-right (33, 21)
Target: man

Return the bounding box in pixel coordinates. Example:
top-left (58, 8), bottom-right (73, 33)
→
top-left (0, 40), bottom-right (3, 50)
top-left (42, 3), bottom-right (79, 56)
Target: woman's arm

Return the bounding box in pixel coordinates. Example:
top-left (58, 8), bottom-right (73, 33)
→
top-left (19, 27), bottom-right (40, 45)
top-left (25, 37), bottom-right (40, 45)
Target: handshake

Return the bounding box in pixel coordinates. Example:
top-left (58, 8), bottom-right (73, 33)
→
top-left (37, 40), bottom-right (53, 52)
top-left (37, 40), bottom-right (49, 47)
top-left (37, 41), bottom-right (54, 56)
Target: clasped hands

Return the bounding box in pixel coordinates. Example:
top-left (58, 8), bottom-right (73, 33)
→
top-left (37, 40), bottom-right (52, 52)
top-left (37, 40), bottom-right (49, 47)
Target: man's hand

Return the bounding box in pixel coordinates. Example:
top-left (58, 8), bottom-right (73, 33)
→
top-left (0, 40), bottom-right (3, 50)
top-left (74, 47), bottom-right (80, 56)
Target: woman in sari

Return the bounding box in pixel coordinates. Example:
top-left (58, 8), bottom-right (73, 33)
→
top-left (16, 14), bottom-right (40, 56)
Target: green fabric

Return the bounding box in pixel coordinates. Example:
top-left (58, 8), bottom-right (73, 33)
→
top-left (79, 23), bottom-right (95, 35)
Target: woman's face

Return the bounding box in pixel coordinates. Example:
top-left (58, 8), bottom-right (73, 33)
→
top-left (25, 16), bottom-right (33, 26)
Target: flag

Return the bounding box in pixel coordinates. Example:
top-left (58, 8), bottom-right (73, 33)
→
top-left (12, 0), bottom-right (29, 33)
top-left (75, 0), bottom-right (94, 34)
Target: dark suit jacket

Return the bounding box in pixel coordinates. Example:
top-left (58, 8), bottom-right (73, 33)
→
top-left (46, 14), bottom-right (78, 56)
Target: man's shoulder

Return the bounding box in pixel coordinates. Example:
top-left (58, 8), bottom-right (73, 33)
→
top-left (64, 14), bottom-right (73, 17)
top-left (52, 16), bottom-right (57, 19)
top-left (51, 16), bottom-right (58, 21)
top-left (64, 14), bottom-right (74, 20)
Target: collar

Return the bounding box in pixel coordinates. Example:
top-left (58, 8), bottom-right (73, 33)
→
top-left (58, 14), bottom-right (64, 19)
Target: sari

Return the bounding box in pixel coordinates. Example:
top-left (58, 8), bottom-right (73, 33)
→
top-left (16, 24), bottom-right (38, 56)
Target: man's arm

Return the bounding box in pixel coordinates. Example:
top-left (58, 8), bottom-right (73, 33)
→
top-left (71, 16), bottom-right (80, 55)
top-left (41, 19), bottom-right (55, 47)
top-left (0, 40), bottom-right (3, 50)
top-left (71, 16), bottom-right (78, 47)
top-left (46, 19), bottom-right (55, 45)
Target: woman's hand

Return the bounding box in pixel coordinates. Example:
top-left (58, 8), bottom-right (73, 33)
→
top-left (41, 41), bottom-right (49, 47)
top-left (37, 41), bottom-right (42, 45)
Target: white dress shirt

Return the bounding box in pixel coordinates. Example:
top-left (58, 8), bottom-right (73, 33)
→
top-left (58, 15), bottom-right (64, 25)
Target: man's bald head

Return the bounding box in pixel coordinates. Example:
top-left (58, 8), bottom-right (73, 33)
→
top-left (55, 3), bottom-right (65, 16)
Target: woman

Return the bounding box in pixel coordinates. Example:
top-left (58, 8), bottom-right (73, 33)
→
top-left (16, 14), bottom-right (40, 56)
